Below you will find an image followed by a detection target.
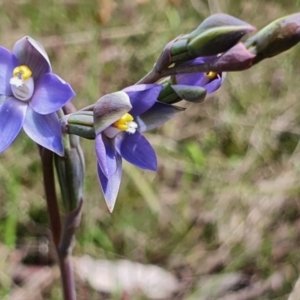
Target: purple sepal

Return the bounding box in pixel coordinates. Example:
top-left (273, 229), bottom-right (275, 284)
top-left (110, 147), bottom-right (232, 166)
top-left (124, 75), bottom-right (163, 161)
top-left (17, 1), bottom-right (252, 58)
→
top-left (30, 73), bottom-right (75, 115)
top-left (23, 106), bottom-right (64, 156)
top-left (123, 84), bottom-right (163, 116)
top-left (95, 134), bottom-right (117, 178)
top-left (97, 154), bottom-right (122, 213)
top-left (0, 97), bottom-right (27, 153)
top-left (13, 36), bottom-right (52, 80)
top-left (115, 131), bottom-right (157, 171)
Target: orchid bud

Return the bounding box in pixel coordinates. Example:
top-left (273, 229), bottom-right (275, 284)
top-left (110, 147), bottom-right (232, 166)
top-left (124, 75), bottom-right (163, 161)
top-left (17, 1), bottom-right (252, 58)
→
top-left (244, 13), bottom-right (300, 64)
top-left (171, 85), bottom-right (207, 103)
top-left (157, 82), bottom-right (181, 104)
top-left (187, 25), bottom-right (255, 58)
top-left (155, 14), bottom-right (255, 70)
top-left (158, 82), bottom-right (207, 104)
top-left (211, 43), bottom-right (255, 71)
top-left (195, 13), bottom-right (256, 31)
top-left (155, 39), bottom-right (175, 72)
top-left (61, 111), bottom-right (95, 140)
top-left (54, 134), bottom-right (85, 212)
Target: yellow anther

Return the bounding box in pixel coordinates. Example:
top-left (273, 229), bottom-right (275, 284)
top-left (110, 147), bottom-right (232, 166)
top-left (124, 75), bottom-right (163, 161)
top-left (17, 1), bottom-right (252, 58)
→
top-left (13, 65), bottom-right (32, 81)
top-left (205, 71), bottom-right (218, 80)
top-left (115, 123), bottom-right (128, 130)
top-left (113, 113), bottom-right (134, 131)
top-left (121, 113), bottom-right (134, 122)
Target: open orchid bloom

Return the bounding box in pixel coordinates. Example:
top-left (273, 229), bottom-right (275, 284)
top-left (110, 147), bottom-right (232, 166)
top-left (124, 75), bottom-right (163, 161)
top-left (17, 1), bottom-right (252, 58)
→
top-left (94, 84), bottom-right (184, 212)
top-left (173, 57), bottom-right (225, 94)
top-left (0, 36), bottom-right (75, 155)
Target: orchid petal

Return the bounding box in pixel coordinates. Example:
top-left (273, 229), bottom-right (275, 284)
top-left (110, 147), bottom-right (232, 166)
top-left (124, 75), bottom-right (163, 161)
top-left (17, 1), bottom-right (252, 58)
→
top-left (94, 92), bottom-right (132, 135)
top-left (205, 74), bottom-right (223, 94)
top-left (95, 134), bottom-right (117, 178)
top-left (30, 73), bottom-right (75, 114)
top-left (115, 131), bottom-right (157, 171)
top-left (175, 58), bottom-right (208, 86)
top-left (13, 36), bottom-right (51, 80)
top-left (175, 71), bottom-right (223, 94)
top-left (0, 95), bottom-right (9, 105)
top-left (0, 47), bottom-right (18, 96)
top-left (0, 97), bottom-right (27, 153)
top-left (97, 153), bottom-right (122, 213)
top-left (175, 72), bottom-right (208, 87)
top-left (137, 102), bottom-right (184, 132)
top-left (174, 57), bottom-right (223, 93)
top-left (123, 84), bottom-right (162, 116)
top-left (23, 107), bottom-right (64, 156)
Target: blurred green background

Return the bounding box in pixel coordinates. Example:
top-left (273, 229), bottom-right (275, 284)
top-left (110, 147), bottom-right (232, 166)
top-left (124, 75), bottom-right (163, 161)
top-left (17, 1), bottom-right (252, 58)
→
top-left (0, 0), bottom-right (300, 299)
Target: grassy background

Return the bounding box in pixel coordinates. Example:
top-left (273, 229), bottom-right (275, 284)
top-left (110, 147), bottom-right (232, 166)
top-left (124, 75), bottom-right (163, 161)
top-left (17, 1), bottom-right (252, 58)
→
top-left (0, 0), bottom-right (300, 299)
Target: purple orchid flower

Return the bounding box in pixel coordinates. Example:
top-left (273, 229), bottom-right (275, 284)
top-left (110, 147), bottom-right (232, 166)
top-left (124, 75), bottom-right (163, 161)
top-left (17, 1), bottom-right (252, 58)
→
top-left (94, 84), bottom-right (183, 212)
top-left (0, 36), bottom-right (75, 155)
top-left (173, 57), bottom-right (225, 94)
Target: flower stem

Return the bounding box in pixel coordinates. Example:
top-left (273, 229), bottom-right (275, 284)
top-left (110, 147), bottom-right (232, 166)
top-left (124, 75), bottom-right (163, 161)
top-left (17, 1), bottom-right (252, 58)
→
top-left (58, 255), bottom-right (76, 300)
top-left (136, 62), bottom-right (215, 84)
top-left (40, 146), bottom-right (62, 247)
top-left (40, 146), bottom-right (77, 300)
